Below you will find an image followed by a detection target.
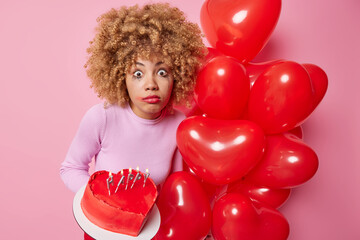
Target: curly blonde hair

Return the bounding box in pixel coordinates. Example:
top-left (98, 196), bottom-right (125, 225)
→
top-left (84, 3), bottom-right (207, 109)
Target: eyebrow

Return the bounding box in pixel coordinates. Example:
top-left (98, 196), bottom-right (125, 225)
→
top-left (135, 62), bottom-right (145, 66)
top-left (155, 61), bottom-right (164, 66)
top-left (135, 61), bottom-right (164, 67)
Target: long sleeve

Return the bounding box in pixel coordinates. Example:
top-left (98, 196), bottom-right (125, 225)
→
top-left (60, 104), bottom-right (106, 193)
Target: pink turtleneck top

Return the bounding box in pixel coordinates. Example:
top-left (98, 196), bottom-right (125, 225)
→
top-left (60, 103), bottom-right (185, 193)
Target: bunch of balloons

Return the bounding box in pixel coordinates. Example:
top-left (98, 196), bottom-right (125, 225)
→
top-left (154, 0), bottom-right (327, 239)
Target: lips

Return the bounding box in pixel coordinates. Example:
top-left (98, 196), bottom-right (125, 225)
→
top-left (142, 95), bottom-right (160, 104)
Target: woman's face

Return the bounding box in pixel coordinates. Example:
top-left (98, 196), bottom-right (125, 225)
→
top-left (125, 57), bottom-right (174, 119)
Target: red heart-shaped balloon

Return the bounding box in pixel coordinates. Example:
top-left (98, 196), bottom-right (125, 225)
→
top-left (227, 178), bottom-right (291, 209)
top-left (177, 116), bottom-right (266, 185)
top-left (195, 56), bottom-right (250, 120)
top-left (200, 0), bottom-right (282, 63)
top-left (183, 161), bottom-right (229, 207)
top-left (212, 193), bottom-right (289, 240)
top-left (153, 172), bottom-right (212, 240)
top-left (245, 133), bottom-right (319, 189)
top-left (245, 60), bottom-right (285, 87)
top-left (247, 61), bottom-right (315, 134)
top-left (302, 63), bottom-right (328, 113)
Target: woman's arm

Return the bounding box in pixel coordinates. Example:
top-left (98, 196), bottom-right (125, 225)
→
top-left (60, 104), bottom-right (106, 193)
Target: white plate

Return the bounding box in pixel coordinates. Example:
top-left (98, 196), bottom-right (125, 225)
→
top-left (73, 185), bottom-right (161, 240)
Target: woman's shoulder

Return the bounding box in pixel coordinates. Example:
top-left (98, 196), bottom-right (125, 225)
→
top-left (79, 103), bottom-right (108, 127)
top-left (82, 103), bottom-right (108, 119)
top-left (81, 103), bottom-right (125, 137)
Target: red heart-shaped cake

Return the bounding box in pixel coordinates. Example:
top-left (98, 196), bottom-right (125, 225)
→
top-left (81, 169), bottom-right (158, 236)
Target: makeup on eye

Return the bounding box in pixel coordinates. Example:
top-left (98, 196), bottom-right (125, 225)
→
top-left (157, 69), bottom-right (168, 77)
top-left (133, 70), bottom-right (143, 79)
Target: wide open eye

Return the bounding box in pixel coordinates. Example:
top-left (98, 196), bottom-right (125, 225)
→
top-left (157, 69), bottom-right (168, 77)
top-left (133, 70), bottom-right (143, 79)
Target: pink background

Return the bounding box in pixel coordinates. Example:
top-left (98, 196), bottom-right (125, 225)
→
top-left (0, 0), bottom-right (358, 239)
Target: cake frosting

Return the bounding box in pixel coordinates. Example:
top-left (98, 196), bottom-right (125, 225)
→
top-left (81, 169), bottom-right (158, 236)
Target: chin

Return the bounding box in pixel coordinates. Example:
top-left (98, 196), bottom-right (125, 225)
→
top-left (143, 105), bottom-right (163, 116)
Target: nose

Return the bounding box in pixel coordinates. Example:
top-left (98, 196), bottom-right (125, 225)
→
top-left (144, 75), bottom-right (159, 91)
